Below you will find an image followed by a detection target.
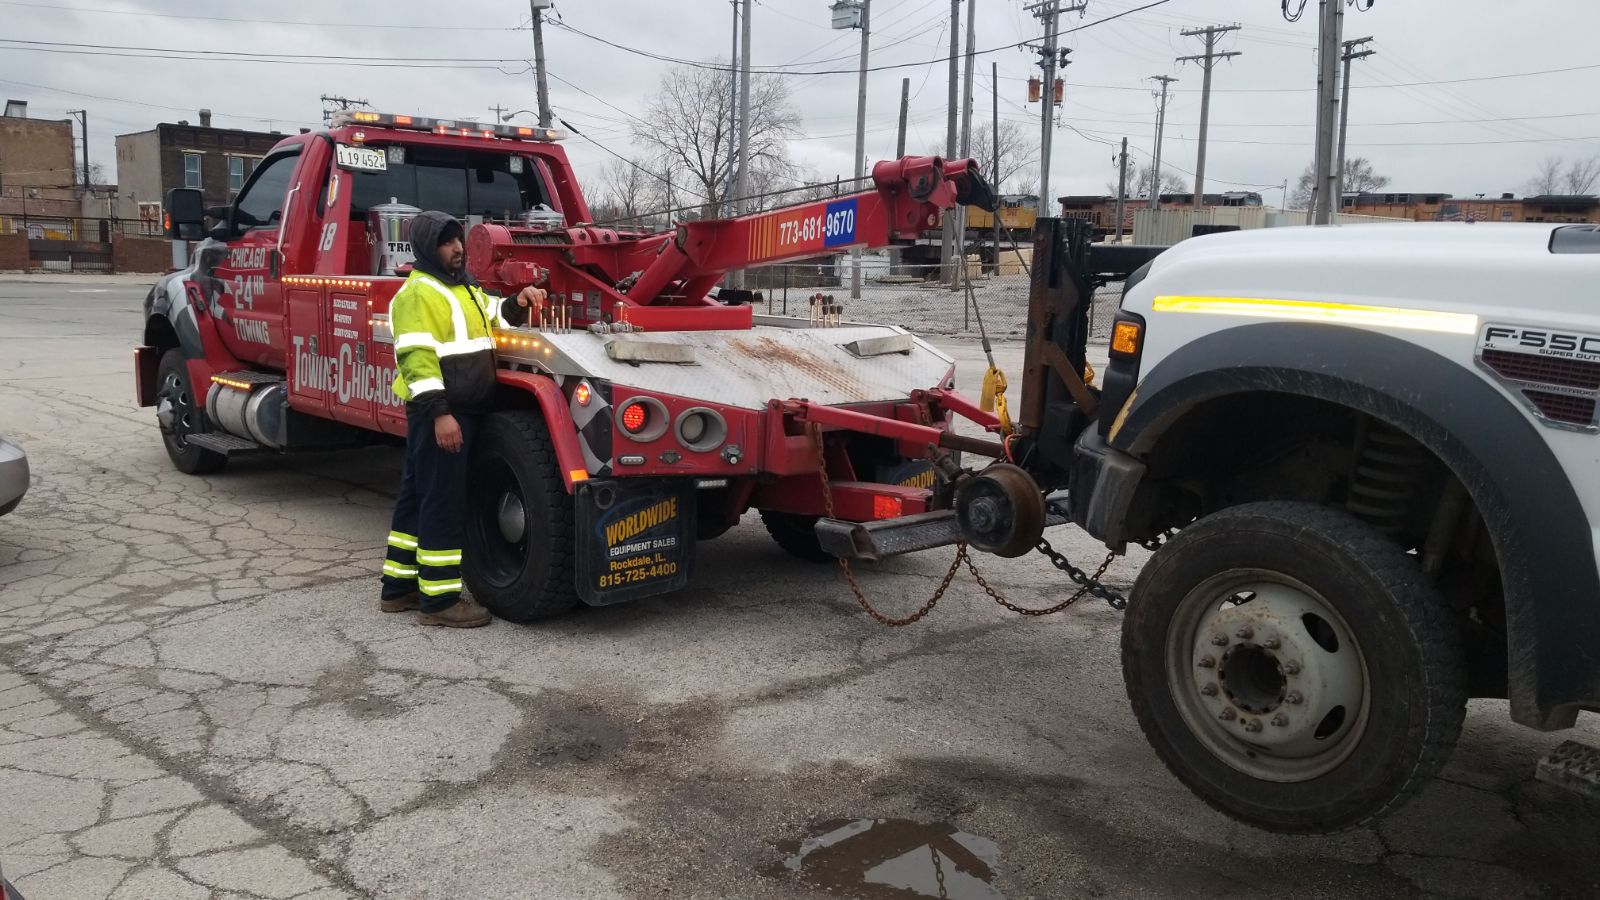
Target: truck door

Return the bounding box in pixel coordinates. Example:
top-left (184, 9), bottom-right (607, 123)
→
top-left (212, 148), bottom-right (302, 370)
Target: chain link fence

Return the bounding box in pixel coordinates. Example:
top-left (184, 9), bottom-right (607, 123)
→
top-left (734, 257), bottom-right (1123, 345)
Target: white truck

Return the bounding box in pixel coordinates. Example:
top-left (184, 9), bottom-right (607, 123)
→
top-left (839, 220), bottom-right (1600, 832)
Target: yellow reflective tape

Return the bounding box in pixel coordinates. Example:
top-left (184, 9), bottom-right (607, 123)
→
top-left (416, 551), bottom-right (462, 565)
top-left (382, 563), bottom-right (419, 578)
top-left (1150, 295), bottom-right (1479, 335)
top-left (418, 579), bottom-right (464, 596)
top-left (387, 532), bottom-right (419, 549)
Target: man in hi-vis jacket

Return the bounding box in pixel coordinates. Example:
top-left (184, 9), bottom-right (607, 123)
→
top-left (380, 211), bottom-right (543, 627)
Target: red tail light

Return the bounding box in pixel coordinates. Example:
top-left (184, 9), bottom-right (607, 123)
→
top-left (621, 403), bottom-right (648, 434)
top-left (873, 495), bottom-right (904, 520)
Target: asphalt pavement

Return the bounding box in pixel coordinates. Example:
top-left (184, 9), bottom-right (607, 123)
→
top-left (1, 277), bottom-right (1598, 900)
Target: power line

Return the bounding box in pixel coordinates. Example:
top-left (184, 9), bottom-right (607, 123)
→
top-left (0, 0), bottom-right (520, 30)
top-left (992, 60), bottom-right (1600, 93)
top-left (545, 0), bottom-right (1176, 77)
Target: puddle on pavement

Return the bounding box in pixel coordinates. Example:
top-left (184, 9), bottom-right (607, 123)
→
top-left (770, 817), bottom-right (1005, 899)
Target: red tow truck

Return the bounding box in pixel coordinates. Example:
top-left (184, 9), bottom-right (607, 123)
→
top-left (137, 110), bottom-right (1000, 621)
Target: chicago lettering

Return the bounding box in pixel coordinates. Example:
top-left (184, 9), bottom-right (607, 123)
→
top-left (291, 336), bottom-right (399, 407)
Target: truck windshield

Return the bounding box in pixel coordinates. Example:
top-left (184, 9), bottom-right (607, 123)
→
top-left (343, 146), bottom-right (552, 221)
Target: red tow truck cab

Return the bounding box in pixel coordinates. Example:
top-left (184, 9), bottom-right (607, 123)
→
top-left (136, 110), bottom-right (1002, 619)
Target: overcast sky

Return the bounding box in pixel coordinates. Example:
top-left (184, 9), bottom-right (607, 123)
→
top-left (4, 0), bottom-right (1598, 206)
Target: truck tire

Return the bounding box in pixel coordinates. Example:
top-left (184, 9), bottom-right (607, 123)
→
top-left (1121, 501), bottom-right (1466, 834)
top-left (463, 410), bottom-right (580, 621)
top-left (154, 349), bottom-right (227, 475)
top-left (759, 510), bottom-right (831, 562)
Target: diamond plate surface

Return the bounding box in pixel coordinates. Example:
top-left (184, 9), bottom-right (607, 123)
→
top-left (495, 322), bottom-right (954, 411)
top-left (1536, 740), bottom-right (1600, 800)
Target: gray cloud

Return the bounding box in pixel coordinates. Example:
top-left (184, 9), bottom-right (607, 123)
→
top-left (3, 0), bottom-right (1596, 203)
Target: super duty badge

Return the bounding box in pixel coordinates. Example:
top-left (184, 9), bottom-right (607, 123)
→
top-left (1480, 324), bottom-right (1600, 362)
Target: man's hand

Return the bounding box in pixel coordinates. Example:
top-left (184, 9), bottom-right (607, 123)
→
top-left (515, 286), bottom-right (547, 308)
top-left (434, 414), bottom-right (464, 453)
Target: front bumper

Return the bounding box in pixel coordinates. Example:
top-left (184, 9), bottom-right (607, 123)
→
top-left (1068, 429), bottom-right (1145, 549)
top-left (0, 437), bottom-right (28, 517)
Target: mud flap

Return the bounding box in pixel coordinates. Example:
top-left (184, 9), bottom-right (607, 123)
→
top-left (575, 479), bottom-right (696, 606)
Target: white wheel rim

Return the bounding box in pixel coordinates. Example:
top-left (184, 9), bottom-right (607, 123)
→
top-left (1165, 571), bottom-right (1371, 783)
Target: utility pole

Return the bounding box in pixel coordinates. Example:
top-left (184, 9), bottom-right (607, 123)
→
top-left (733, 0), bottom-right (753, 288)
top-left (895, 77), bottom-right (910, 157)
top-left (1114, 136), bottom-right (1129, 242)
top-left (1310, 0), bottom-right (1343, 224)
top-left (949, 0), bottom-right (977, 288)
top-left (66, 110), bottom-right (87, 191)
top-left (851, 0), bottom-right (872, 299)
top-left (319, 95), bottom-right (371, 126)
top-left (489, 104), bottom-right (508, 124)
top-left (1177, 24), bottom-right (1241, 208)
top-left (529, 0), bottom-right (553, 129)
top-left (724, 0), bottom-right (740, 218)
top-left (992, 61), bottom-right (1001, 261)
top-left (1026, 0), bottom-right (1085, 218)
top-left (1148, 75), bottom-right (1177, 210)
top-left (940, 0), bottom-right (960, 284)
top-left (1335, 36), bottom-right (1375, 210)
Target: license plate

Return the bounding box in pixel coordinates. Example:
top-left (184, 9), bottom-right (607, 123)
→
top-left (335, 144), bottom-right (387, 172)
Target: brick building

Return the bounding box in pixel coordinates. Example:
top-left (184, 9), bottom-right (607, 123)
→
top-left (0, 100), bottom-right (82, 234)
top-left (1340, 191), bottom-right (1452, 220)
top-left (115, 112), bottom-right (285, 234)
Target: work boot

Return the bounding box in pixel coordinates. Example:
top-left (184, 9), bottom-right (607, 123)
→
top-left (417, 596), bottom-right (493, 628)
top-left (380, 591), bottom-right (420, 613)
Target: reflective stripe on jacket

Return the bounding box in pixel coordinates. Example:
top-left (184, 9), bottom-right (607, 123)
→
top-left (390, 271), bottom-right (521, 418)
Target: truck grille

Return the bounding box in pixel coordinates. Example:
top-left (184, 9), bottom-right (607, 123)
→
top-left (1481, 348), bottom-right (1600, 391)
top-left (1522, 389), bottom-right (1598, 427)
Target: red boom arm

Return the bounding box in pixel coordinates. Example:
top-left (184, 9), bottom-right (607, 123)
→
top-left (626, 155), bottom-right (994, 306)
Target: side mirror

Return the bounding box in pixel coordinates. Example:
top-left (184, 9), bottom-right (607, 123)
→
top-left (165, 188), bottom-right (207, 240)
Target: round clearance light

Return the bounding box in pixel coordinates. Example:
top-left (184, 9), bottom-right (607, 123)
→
top-left (674, 407), bottom-right (728, 453)
top-left (574, 381), bottom-right (592, 407)
top-left (615, 397), bottom-right (669, 442)
top-left (621, 403), bottom-right (647, 432)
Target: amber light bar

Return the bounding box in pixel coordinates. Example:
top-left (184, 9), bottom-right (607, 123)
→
top-left (330, 111), bottom-right (565, 142)
top-left (282, 276), bottom-right (376, 290)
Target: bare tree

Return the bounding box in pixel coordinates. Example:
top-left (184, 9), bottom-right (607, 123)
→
top-left (1290, 156), bottom-right (1389, 208)
top-left (1528, 156), bottom-right (1565, 195)
top-left (970, 122), bottom-right (1037, 195)
top-left (1563, 156), bottom-right (1600, 195)
top-left (1011, 168), bottom-right (1039, 199)
top-left (632, 61), bottom-right (802, 216)
top-left (593, 157), bottom-right (660, 224)
top-left (1123, 163), bottom-right (1188, 200)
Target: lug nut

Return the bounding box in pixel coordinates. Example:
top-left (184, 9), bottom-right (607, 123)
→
top-left (1285, 691), bottom-right (1304, 705)
top-left (1201, 684), bottom-right (1218, 697)
top-left (1235, 625), bottom-right (1254, 640)
top-left (1210, 633), bottom-right (1229, 647)
top-left (1264, 637), bottom-right (1281, 650)
top-left (1219, 708), bottom-right (1236, 721)
top-left (1244, 720), bottom-right (1263, 733)
top-left (1283, 661), bottom-right (1301, 675)
top-left (1271, 714), bottom-right (1289, 727)
top-left (1198, 656), bottom-right (1216, 669)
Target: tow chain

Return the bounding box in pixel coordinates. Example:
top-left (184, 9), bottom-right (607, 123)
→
top-left (809, 426), bottom-right (1137, 624)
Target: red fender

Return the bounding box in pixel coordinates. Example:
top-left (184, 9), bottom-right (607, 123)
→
top-left (179, 279), bottom-right (248, 397)
top-left (494, 370), bottom-right (592, 492)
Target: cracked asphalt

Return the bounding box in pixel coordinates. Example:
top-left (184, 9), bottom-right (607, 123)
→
top-left (2, 276), bottom-right (1599, 899)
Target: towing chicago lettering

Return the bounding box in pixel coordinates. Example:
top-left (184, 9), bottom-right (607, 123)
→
top-left (290, 336), bottom-right (400, 407)
top-left (604, 497), bottom-right (678, 547)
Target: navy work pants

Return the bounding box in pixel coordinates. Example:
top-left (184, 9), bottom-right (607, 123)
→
top-left (381, 407), bottom-right (481, 613)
